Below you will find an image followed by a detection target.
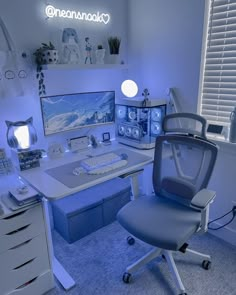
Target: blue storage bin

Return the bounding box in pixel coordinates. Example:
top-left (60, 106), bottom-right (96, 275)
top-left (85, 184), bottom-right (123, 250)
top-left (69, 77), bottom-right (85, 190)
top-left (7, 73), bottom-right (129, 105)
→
top-left (52, 178), bottom-right (131, 243)
top-left (102, 187), bottom-right (131, 226)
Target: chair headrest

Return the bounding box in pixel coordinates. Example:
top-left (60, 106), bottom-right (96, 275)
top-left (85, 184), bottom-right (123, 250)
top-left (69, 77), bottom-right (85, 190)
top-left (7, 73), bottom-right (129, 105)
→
top-left (163, 113), bottom-right (207, 139)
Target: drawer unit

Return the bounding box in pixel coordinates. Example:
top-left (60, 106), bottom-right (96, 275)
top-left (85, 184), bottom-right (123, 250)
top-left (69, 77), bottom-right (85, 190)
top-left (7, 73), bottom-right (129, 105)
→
top-left (0, 233), bottom-right (49, 274)
top-left (0, 217), bottom-right (45, 254)
top-left (0, 205), bottom-right (43, 236)
top-left (0, 201), bottom-right (54, 295)
top-left (6, 270), bottom-right (54, 295)
top-left (1, 251), bottom-right (50, 295)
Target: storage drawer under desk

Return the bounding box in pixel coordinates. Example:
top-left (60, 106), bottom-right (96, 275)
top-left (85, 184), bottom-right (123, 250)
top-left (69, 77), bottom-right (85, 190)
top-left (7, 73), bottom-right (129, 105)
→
top-left (0, 204), bottom-right (43, 237)
top-left (0, 215), bottom-right (45, 254)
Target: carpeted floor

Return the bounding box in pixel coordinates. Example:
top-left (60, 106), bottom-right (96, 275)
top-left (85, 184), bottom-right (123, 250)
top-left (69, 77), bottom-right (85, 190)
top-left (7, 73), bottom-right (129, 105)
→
top-left (46, 222), bottom-right (236, 295)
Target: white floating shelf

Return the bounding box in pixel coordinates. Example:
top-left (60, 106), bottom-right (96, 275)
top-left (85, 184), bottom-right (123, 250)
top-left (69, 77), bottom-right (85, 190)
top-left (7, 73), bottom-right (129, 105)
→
top-left (42, 63), bottom-right (128, 70)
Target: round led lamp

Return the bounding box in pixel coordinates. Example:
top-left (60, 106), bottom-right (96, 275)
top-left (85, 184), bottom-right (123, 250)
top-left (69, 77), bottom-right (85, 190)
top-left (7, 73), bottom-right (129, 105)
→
top-left (121, 80), bottom-right (138, 98)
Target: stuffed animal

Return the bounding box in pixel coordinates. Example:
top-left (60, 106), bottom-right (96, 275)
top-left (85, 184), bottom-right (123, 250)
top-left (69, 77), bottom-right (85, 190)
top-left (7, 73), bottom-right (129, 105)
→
top-left (61, 28), bottom-right (82, 64)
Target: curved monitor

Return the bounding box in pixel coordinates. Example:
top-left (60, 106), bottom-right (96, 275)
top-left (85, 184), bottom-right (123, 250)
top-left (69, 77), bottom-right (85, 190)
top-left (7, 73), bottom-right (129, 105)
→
top-left (40, 91), bottom-right (115, 136)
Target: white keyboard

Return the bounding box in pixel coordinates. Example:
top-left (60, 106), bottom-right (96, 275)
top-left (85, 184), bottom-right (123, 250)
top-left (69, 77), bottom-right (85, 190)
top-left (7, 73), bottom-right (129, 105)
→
top-left (88, 159), bottom-right (127, 175)
top-left (81, 152), bottom-right (122, 170)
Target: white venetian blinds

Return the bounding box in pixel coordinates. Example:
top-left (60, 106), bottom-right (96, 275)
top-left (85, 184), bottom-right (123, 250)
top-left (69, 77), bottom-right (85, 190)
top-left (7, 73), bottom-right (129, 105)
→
top-left (200, 0), bottom-right (236, 126)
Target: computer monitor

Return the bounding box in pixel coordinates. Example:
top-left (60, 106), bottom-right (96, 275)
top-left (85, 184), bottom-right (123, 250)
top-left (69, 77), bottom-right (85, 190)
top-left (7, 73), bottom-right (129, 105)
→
top-left (40, 91), bottom-right (115, 136)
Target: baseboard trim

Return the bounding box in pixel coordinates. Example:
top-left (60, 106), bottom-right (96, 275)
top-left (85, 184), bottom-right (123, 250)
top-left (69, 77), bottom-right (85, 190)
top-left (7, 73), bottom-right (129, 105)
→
top-left (208, 221), bottom-right (236, 247)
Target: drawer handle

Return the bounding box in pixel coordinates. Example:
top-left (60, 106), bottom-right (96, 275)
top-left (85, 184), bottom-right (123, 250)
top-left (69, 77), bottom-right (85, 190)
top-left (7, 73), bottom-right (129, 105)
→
top-left (16, 276), bottom-right (38, 290)
top-left (3, 209), bottom-right (27, 219)
top-left (6, 224), bottom-right (30, 235)
top-left (9, 239), bottom-right (32, 250)
top-left (14, 258), bottom-right (36, 270)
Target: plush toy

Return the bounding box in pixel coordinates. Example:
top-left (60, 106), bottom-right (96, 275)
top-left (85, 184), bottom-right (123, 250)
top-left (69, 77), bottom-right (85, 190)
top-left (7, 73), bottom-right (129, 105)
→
top-left (61, 28), bottom-right (82, 64)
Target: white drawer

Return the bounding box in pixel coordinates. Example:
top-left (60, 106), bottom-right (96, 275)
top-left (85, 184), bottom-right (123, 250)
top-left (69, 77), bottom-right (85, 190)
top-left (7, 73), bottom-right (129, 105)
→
top-left (0, 249), bottom-right (51, 295)
top-left (0, 204), bottom-right (43, 237)
top-left (0, 219), bottom-right (45, 254)
top-left (6, 270), bottom-right (54, 295)
top-left (0, 233), bottom-right (50, 274)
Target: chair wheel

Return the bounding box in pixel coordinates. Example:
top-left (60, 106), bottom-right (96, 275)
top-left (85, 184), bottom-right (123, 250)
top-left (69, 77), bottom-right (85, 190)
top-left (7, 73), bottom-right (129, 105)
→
top-left (127, 236), bottom-right (135, 245)
top-left (123, 272), bottom-right (132, 283)
top-left (202, 260), bottom-right (211, 270)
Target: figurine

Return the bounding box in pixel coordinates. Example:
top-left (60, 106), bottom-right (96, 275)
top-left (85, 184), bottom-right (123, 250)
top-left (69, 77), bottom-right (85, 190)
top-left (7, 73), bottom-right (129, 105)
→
top-left (62, 28), bottom-right (82, 64)
top-left (84, 37), bottom-right (92, 64)
top-left (142, 88), bottom-right (150, 107)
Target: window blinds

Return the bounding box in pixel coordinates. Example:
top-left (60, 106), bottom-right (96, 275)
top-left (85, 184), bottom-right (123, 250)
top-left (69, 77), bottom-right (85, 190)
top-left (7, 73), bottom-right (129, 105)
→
top-left (200, 0), bottom-right (236, 126)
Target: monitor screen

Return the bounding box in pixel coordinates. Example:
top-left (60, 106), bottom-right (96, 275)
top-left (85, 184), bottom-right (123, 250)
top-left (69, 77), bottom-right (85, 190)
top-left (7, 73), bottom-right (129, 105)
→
top-left (40, 91), bottom-right (115, 136)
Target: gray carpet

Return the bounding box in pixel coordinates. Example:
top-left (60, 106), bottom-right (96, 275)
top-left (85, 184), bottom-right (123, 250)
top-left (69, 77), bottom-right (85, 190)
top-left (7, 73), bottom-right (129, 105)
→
top-left (47, 222), bottom-right (236, 295)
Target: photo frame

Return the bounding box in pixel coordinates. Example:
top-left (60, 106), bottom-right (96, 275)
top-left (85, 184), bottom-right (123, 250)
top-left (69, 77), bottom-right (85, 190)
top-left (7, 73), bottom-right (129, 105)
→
top-left (102, 132), bottom-right (111, 143)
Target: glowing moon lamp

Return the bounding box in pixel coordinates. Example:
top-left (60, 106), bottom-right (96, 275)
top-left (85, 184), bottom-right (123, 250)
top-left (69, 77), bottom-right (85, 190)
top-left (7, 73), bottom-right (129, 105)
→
top-left (121, 80), bottom-right (138, 98)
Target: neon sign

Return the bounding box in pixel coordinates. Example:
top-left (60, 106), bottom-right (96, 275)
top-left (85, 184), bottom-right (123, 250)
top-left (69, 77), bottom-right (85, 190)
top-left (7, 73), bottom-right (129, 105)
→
top-left (45, 5), bottom-right (110, 25)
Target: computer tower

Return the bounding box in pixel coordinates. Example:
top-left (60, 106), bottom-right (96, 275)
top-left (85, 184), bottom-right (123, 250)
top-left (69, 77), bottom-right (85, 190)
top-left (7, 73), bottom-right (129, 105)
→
top-left (115, 98), bottom-right (166, 149)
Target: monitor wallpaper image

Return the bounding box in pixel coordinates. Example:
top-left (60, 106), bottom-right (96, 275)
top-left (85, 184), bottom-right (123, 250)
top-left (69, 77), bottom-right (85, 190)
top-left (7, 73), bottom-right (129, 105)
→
top-left (40, 91), bottom-right (115, 135)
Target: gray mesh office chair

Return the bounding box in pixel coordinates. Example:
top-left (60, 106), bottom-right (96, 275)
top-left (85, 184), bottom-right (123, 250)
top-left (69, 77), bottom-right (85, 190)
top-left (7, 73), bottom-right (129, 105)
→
top-left (117, 113), bottom-right (218, 295)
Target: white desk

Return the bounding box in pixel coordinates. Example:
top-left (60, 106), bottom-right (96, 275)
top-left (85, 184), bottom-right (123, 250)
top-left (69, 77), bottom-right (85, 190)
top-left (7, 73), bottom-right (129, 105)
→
top-left (19, 142), bottom-right (154, 291)
top-left (19, 142), bottom-right (154, 200)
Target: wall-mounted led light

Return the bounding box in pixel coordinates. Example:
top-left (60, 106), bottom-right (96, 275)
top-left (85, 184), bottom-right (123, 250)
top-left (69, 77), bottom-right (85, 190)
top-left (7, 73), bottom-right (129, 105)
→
top-left (45, 5), bottom-right (110, 25)
top-left (6, 117), bottom-right (37, 151)
top-left (121, 80), bottom-right (138, 98)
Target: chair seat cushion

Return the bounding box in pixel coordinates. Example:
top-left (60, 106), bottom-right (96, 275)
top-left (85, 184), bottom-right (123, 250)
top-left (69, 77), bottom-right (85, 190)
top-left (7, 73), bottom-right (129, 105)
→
top-left (117, 195), bottom-right (201, 251)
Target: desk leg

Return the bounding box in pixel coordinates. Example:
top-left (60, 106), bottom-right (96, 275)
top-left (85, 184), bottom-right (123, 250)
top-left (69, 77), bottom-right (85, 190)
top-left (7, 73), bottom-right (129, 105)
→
top-left (130, 174), bottom-right (140, 200)
top-left (142, 163), bottom-right (153, 196)
top-left (42, 198), bottom-right (76, 291)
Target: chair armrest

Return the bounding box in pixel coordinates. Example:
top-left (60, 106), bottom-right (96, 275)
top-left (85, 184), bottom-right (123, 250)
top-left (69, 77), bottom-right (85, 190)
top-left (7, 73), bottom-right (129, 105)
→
top-left (191, 189), bottom-right (216, 209)
top-left (119, 169), bottom-right (144, 200)
top-left (119, 169), bottom-right (144, 179)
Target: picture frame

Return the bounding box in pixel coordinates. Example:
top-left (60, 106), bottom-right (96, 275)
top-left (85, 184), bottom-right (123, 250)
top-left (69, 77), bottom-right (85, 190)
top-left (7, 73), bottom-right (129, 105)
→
top-left (102, 132), bottom-right (111, 143)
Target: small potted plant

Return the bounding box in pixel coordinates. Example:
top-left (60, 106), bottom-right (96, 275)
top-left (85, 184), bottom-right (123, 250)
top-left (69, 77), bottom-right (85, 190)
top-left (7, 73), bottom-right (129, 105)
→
top-left (107, 36), bottom-right (121, 64)
top-left (33, 42), bottom-right (58, 96)
top-left (95, 44), bottom-right (106, 64)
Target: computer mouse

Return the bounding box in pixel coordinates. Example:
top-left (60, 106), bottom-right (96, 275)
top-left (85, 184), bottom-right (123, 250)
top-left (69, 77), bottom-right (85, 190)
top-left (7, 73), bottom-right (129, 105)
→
top-left (120, 153), bottom-right (128, 160)
top-left (73, 167), bottom-right (85, 176)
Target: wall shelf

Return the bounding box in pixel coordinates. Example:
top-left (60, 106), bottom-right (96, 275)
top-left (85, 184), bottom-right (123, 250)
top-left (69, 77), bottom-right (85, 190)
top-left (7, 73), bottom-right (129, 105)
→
top-left (42, 63), bottom-right (128, 70)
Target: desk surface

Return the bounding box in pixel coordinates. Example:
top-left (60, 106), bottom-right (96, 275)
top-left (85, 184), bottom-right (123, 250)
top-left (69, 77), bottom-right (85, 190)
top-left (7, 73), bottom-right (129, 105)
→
top-left (19, 142), bottom-right (154, 200)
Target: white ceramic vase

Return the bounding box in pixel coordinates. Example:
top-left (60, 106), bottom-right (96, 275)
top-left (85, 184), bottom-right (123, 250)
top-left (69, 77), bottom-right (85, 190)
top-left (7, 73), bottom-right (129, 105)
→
top-left (42, 50), bottom-right (59, 64)
top-left (109, 54), bottom-right (120, 64)
top-left (95, 49), bottom-right (106, 64)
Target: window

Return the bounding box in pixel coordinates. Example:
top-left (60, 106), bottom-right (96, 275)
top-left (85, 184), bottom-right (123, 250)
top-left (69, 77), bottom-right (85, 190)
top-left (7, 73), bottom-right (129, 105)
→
top-left (199, 0), bottom-right (236, 128)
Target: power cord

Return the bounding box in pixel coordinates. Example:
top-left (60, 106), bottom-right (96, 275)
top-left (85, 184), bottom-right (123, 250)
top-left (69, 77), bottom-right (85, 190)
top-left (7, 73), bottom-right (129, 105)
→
top-left (208, 207), bottom-right (236, 230)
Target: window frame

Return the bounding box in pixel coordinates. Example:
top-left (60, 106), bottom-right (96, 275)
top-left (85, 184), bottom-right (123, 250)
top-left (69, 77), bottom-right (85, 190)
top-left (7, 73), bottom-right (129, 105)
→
top-left (197, 0), bottom-right (236, 150)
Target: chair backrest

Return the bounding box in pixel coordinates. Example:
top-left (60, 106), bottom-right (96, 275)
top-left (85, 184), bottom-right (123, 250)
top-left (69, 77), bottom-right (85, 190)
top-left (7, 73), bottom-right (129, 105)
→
top-left (153, 113), bottom-right (218, 206)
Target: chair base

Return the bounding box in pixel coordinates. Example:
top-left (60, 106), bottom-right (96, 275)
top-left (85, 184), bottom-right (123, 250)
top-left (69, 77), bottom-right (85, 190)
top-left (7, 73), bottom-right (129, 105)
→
top-left (124, 246), bottom-right (211, 294)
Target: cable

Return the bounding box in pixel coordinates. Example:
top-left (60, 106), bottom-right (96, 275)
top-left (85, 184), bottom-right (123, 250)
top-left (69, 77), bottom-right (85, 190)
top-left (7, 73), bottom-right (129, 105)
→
top-left (208, 208), bottom-right (236, 230)
top-left (208, 208), bottom-right (234, 225)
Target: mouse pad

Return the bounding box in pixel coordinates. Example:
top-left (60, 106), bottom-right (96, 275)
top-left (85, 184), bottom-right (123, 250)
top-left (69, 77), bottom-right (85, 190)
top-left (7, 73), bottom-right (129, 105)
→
top-left (45, 148), bottom-right (152, 188)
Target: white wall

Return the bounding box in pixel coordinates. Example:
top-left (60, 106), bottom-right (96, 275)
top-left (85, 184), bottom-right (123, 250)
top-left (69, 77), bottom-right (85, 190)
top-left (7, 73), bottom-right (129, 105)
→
top-left (128, 0), bottom-right (236, 245)
top-left (128, 0), bottom-right (205, 112)
top-left (0, 0), bottom-right (128, 151)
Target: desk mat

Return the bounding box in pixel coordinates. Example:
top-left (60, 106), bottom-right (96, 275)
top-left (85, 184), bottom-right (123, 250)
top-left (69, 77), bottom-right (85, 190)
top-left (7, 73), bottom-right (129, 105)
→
top-left (45, 148), bottom-right (152, 188)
